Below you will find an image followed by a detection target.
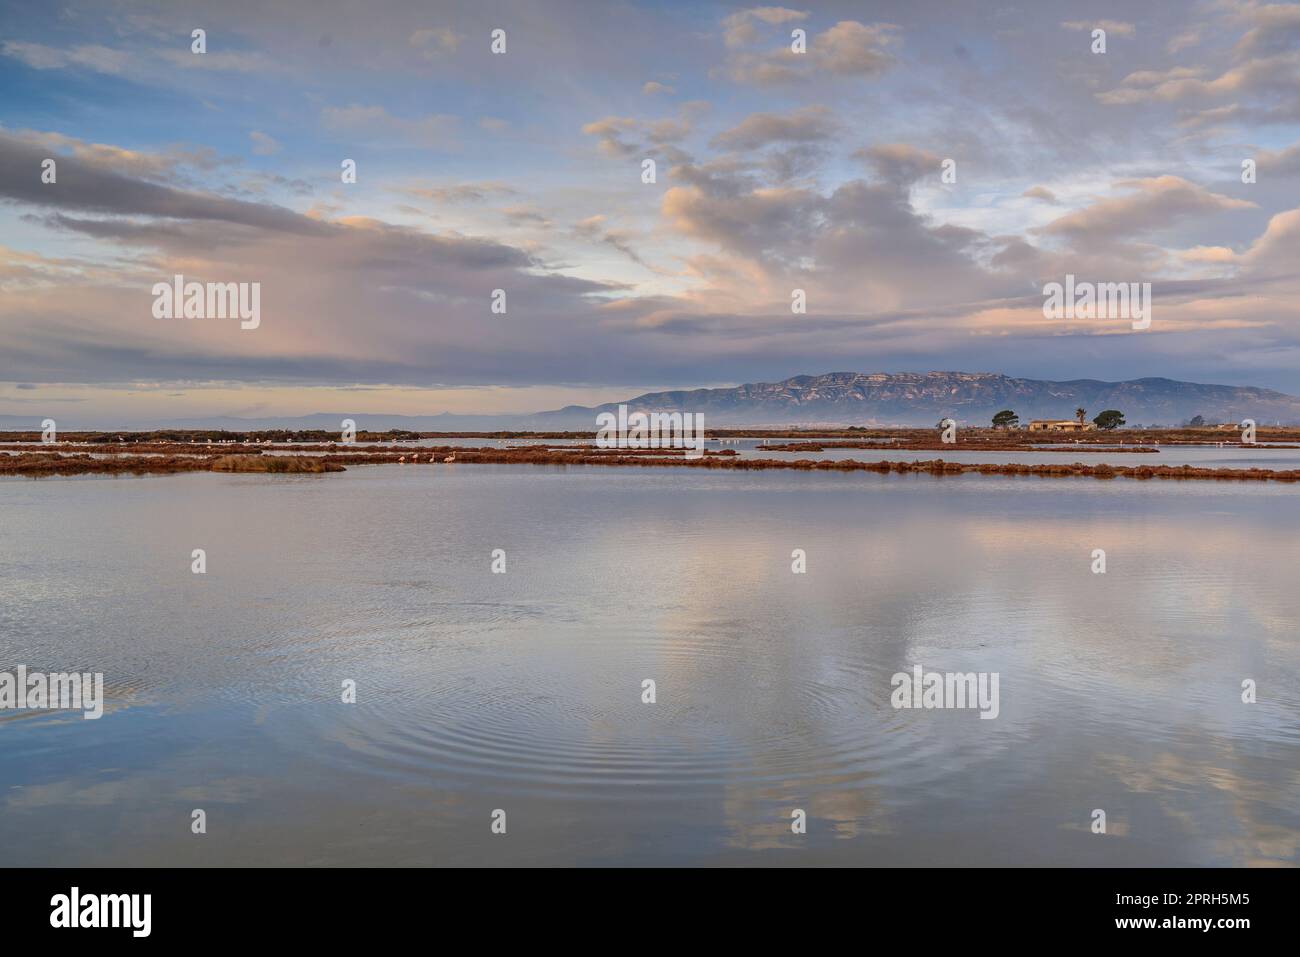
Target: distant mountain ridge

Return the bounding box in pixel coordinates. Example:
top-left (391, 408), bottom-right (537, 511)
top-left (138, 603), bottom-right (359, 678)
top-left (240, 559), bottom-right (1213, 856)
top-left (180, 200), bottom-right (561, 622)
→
top-left (6, 372), bottom-right (1299, 430)
top-left (537, 372), bottom-right (1300, 427)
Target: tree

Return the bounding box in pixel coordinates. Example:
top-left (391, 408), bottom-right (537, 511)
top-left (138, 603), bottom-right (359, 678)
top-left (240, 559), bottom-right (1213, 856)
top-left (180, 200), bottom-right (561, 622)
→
top-left (1189, 415), bottom-right (1205, 427)
top-left (991, 409), bottom-right (1019, 429)
top-left (1075, 407), bottom-right (1087, 425)
top-left (1093, 409), bottom-right (1125, 430)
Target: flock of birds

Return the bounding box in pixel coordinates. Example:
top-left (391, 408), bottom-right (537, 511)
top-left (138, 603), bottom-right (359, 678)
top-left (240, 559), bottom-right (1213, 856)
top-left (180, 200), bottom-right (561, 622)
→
top-left (396, 453), bottom-right (455, 463)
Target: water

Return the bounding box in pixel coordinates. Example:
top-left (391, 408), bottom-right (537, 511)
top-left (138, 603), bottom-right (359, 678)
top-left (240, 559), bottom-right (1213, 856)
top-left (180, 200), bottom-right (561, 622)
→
top-left (17, 437), bottom-right (1300, 471)
top-left (278, 437), bottom-right (1300, 470)
top-left (730, 439), bottom-right (1300, 469)
top-left (1, 464), bottom-right (1297, 865)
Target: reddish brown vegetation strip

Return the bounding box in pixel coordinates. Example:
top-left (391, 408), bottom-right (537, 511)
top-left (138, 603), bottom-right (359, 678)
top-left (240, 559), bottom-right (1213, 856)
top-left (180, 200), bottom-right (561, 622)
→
top-left (4, 443), bottom-right (1299, 482)
top-left (314, 447), bottom-right (1300, 482)
top-left (210, 455), bottom-right (344, 473)
top-left (758, 441), bottom-right (1161, 453)
top-left (0, 451), bottom-right (342, 476)
top-left (0, 453), bottom-right (219, 476)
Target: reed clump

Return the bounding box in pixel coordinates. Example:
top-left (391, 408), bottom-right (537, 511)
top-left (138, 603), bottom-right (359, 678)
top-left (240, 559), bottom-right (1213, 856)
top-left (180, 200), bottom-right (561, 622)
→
top-left (210, 455), bottom-right (344, 473)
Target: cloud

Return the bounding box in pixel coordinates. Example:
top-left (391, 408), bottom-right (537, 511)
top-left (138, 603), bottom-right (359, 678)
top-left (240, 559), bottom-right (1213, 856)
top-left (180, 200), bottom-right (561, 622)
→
top-left (0, 41), bottom-right (131, 74)
top-left (1232, 2), bottom-right (1300, 57)
top-left (1257, 141), bottom-right (1300, 175)
top-left (398, 182), bottom-right (517, 204)
top-left (248, 131), bottom-right (282, 156)
top-left (659, 143), bottom-right (1007, 321)
top-left (0, 129), bottom-right (325, 236)
top-left (157, 48), bottom-right (287, 73)
top-left (853, 143), bottom-right (941, 189)
top-left (1097, 4), bottom-right (1300, 124)
top-left (662, 183), bottom-right (822, 264)
top-left (574, 215), bottom-right (652, 268)
top-left (582, 110), bottom-right (695, 158)
top-left (0, 172), bottom-right (629, 389)
top-left (723, 19), bottom-right (899, 86)
top-left (0, 128), bottom-right (217, 181)
top-left (409, 28), bottom-right (462, 58)
top-left (1167, 28), bottom-right (1202, 54)
top-left (711, 106), bottom-right (837, 150)
top-left (813, 21), bottom-right (900, 75)
top-left (1037, 177), bottom-right (1256, 243)
top-left (503, 205), bottom-right (552, 227)
top-left (1181, 245), bottom-right (1237, 264)
top-left (1061, 20), bottom-right (1136, 37)
top-left (6, 5), bottom-right (1300, 399)
top-left (321, 105), bottom-right (460, 149)
top-left (722, 7), bottom-right (808, 49)
top-left (1098, 54), bottom-right (1300, 105)
top-left (581, 116), bottom-right (641, 157)
top-left (0, 129), bottom-right (689, 390)
top-left (1237, 206), bottom-right (1300, 273)
top-left (1, 33), bottom-right (287, 82)
top-left (1171, 205), bottom-right (1300, 282)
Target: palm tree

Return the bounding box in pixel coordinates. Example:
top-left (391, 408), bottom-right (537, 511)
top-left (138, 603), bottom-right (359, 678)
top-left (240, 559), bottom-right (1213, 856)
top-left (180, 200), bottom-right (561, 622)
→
top-left (1075, 407), bottom-right (1087, 425)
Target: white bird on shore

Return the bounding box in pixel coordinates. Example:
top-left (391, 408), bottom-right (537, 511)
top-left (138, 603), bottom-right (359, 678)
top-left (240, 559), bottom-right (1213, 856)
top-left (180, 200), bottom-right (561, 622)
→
top-left (399, 456), bottom-right (406, 463)
top-left (444, 454), bottom-right (456, 463)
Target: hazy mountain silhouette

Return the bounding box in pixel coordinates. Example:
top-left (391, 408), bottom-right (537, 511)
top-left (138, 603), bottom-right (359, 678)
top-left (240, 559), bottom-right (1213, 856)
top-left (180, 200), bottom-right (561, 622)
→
top-left (7, 372), bottom-right (1299, 430)
top-left (536, 372), bottom-right (1300, 427)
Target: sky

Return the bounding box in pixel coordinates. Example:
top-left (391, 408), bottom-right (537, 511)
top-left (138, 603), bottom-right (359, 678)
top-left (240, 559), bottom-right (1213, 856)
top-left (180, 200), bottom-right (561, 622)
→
top-left (1, 0), bottom-right (1299, 424)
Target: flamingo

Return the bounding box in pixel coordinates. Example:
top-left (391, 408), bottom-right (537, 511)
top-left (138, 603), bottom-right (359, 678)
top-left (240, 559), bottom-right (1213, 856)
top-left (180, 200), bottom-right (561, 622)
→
top-left (444, 454), bottom-right (456, 463)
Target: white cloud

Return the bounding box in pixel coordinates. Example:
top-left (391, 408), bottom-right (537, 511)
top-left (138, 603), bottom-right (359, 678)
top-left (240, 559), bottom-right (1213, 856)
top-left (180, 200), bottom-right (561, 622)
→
top-left (409, 28), bottom-right (462, 59)
top-left (249, 131), bottom-right (282, 156)
top-left (1061, 20), bottom-right (1136, 37)
top-left (1, 41), bottom-right (131, 74)
top-left (321, 105), bottom-right (460, 149)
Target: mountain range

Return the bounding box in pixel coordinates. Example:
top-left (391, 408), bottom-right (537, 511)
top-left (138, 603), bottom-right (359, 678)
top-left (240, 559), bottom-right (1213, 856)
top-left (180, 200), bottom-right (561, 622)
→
top-left (535, 372), bottom-right (1300, 427)
top-left (5, 372), bottom-right (1299, 430)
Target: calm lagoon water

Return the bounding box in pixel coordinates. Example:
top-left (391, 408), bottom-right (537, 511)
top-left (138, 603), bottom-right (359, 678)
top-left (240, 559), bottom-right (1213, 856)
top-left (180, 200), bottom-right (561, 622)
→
top-left (268, 436), bottom-right (1300, 470)
top-left (1, 464), bottom-right (1297, 866)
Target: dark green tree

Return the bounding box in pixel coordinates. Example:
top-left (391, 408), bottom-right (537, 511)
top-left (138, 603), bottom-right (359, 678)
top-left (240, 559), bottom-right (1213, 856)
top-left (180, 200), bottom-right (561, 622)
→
top-left (1093, 409), bottom-right (1126, 430)
top-left (991, 409), bottom-right (1019, 429)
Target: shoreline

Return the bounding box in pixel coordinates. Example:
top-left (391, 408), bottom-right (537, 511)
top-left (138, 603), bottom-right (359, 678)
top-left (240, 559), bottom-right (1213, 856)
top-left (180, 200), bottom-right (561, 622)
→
top-left (5, 445), bottom-right (1300, 482)
top-left (2, 425), bottom-right (1297, 448)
